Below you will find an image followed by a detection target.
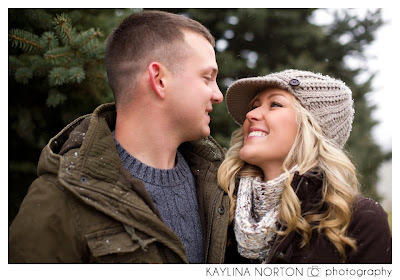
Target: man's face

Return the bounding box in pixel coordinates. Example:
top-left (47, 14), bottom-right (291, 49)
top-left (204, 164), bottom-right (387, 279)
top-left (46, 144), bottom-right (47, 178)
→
top-left (165, 31), bottom-right (223, 142)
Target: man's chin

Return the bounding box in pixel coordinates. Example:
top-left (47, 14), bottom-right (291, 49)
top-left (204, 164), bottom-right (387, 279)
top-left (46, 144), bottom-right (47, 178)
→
top-left (187, 127), bottom-right (210, 142)
top-left (202, 126), bottom-right (211, 138)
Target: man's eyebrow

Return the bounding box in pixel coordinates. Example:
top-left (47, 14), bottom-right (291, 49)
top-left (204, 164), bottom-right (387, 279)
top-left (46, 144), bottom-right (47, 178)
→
top-left (204, 66), bottom-right (218, 75)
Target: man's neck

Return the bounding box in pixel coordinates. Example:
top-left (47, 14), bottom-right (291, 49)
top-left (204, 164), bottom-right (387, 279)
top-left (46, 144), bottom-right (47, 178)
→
top-left (114, 114), bottom-right (180, 170)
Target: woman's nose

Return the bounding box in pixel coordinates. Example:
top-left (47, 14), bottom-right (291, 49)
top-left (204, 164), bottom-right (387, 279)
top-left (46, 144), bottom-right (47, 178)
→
top-left (246, 107), bottom-right (262, 122)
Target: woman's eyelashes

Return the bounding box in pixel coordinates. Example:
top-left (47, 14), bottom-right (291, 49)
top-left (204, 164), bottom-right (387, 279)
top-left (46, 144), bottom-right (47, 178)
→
top-left (249, 101), bottom-right (282, 111)
top-left (271, 101), bottom-right (283, 108)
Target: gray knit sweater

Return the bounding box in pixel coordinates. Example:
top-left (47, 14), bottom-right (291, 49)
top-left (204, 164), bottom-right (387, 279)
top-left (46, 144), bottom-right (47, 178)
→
top-left (113, 135), bottom-right (204, 263)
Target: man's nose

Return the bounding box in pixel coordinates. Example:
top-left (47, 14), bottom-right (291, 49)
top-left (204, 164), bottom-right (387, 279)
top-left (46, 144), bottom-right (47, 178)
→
top-left (212, 85), bottom-right (223, 104)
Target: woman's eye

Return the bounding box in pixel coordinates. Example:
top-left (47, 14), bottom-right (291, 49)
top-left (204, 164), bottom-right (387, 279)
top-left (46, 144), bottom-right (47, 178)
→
top-left (271, 102), bottom-right (282, 107)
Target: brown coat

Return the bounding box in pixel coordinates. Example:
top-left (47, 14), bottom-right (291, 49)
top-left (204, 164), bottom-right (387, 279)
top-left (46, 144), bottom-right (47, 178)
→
top-left (9, 103), bottom-right (229, 263)
top-left (225, 171), bottom-right (392, 263)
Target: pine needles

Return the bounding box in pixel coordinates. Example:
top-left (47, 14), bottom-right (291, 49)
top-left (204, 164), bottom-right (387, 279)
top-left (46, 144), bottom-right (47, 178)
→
top-left (9, 13), bottom-right (104, 87)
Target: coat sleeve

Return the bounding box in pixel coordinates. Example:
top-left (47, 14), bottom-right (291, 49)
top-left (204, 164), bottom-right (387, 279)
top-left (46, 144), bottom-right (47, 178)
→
top-left (346, 197), bottom-right (392, 263)
top-left (9, 176), bottom-right (86, 263)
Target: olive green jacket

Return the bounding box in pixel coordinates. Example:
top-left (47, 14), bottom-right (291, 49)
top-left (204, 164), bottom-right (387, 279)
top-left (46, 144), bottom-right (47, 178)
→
top-left (9, 103), bottom-right (229, 263)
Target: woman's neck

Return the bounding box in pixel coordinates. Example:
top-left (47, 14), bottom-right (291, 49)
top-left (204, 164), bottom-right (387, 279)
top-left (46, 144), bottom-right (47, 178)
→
top-left (260, 163), bottom-right (296, 182)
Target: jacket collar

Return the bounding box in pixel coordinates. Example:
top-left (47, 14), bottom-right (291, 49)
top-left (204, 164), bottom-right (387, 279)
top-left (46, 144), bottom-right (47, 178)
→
top-left (292, 170), bottom-right (324, 212)
top-left (40, 102), bottom-right (225, 199)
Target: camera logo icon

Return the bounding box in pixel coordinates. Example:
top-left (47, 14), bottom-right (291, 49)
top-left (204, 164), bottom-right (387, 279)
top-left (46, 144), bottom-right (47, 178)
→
top-left (307, 266), bottom-right (321, 277)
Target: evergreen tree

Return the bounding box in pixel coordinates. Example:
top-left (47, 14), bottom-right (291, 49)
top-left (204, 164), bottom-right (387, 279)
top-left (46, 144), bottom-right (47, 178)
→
top-left (8, 8), bottom-right (389, 224)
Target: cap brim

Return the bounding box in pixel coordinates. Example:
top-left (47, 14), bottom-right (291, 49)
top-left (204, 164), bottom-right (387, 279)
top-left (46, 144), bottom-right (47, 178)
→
top-left (226, 77), bottom-right (290, 125)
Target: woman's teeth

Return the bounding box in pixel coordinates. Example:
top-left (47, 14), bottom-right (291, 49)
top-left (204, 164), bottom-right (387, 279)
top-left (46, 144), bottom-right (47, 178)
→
top-left (248, 131), bottom-right (268, 138)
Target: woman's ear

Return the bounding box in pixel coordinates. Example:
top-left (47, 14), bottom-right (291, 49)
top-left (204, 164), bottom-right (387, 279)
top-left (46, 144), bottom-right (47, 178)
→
top-left (148, 62), bottom-right (167, 99)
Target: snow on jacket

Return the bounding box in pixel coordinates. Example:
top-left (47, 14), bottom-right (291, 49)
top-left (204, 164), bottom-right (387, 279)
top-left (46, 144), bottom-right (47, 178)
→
top-left (9, 103), bottom-right (229, 263)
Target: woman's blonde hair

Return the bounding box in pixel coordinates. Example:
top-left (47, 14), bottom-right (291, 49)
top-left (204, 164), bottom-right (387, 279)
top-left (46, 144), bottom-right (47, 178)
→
top-left (218, 92), bottom-right (360, 260)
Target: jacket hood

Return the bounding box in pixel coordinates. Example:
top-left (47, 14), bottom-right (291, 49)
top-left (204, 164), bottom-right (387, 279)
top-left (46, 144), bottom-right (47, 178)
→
top-left (38, 103), bottom-right (120, 185)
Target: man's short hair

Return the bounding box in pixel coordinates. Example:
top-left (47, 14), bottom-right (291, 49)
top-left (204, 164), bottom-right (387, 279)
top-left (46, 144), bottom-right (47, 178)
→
top-left (105, 10), bottom-right (215, 107)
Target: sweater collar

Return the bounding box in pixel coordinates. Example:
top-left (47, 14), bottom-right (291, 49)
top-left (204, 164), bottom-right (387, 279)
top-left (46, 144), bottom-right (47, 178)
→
top-left (114, 135), bottom-right (193, 187)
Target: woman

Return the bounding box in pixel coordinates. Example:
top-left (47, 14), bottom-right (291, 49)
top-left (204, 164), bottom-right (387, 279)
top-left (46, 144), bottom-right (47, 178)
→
top-left (219, 69), bottom-right (391, 263)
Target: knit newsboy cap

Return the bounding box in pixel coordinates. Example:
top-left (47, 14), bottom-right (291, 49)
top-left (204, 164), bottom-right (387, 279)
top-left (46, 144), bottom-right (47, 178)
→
top-left (226, 69), bottom-right (355, 148)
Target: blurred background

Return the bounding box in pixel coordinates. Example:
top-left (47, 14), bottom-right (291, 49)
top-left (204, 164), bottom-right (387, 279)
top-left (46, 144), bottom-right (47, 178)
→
top-left (8, 8), bottom-right (392, 228)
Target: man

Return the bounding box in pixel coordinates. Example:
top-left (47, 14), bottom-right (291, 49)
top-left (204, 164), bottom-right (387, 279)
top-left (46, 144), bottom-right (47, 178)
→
top-left (9, 10), bottom-right (229, 263)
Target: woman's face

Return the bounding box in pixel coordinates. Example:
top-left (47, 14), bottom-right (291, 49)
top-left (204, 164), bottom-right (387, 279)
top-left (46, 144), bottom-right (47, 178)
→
top-left (239, 88), bottom-right (298, 174)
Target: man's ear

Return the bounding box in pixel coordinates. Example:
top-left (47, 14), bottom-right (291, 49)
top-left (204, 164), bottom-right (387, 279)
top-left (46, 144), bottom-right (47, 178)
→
top-left (148, 62), bottom-right (167, 99)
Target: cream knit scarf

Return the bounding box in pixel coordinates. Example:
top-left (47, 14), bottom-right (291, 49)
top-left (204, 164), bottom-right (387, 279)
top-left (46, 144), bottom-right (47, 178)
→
top-left (234, 166), bottom-right (297, 262)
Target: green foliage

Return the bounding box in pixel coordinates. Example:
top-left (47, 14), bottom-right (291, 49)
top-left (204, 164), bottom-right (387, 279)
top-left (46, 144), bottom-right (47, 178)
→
top-left (46, 89), bottom-right (68, 107)
top-left (8, 8), bottom-right (390, 224)
top-left (9, 12), bottom-right (105, 88)
top-left (15, 67), bottom-right (32, 84)
top-left (9, 29), bottom-right (42, 54)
